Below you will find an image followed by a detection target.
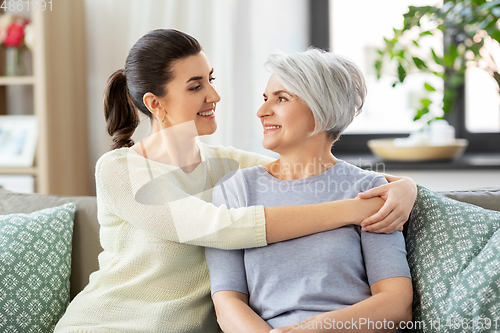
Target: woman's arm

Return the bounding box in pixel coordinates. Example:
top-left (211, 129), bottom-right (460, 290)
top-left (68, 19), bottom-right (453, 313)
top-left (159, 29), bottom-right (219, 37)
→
top-left (264, 197), bottom-right (384, 243)
top-left (270, 277), bottom-right (413, 333)
top-left (98, 151), bottom-right (384, 249)
top-left (358, 174), bottom-right (417, 234)
top-left (215, 168), bottom-right (384, 245)
top-left (212, 291), bottom-right (272, 333)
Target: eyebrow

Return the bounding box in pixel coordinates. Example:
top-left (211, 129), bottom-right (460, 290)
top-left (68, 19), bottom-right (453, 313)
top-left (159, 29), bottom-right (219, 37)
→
top-left (186, 68), bottom-right (214, 83)
top-left (263, 90), bottom-right (294, 98)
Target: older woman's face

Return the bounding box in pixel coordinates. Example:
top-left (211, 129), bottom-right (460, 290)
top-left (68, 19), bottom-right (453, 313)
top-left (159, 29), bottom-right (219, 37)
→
top-left (257, 75), bottom-right (316, 154)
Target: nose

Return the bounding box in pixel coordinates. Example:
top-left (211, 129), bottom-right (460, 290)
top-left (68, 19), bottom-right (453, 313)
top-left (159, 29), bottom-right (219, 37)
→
top-left (206, 83), bottom-right (221, 104)
top-left (257, 101), bottom-right (272, 119)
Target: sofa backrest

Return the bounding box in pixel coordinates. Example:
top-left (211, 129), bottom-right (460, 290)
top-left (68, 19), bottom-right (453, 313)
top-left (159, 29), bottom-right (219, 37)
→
top-left (439, 187), bottom-right (500, 212)
top-left (0, 189), bottom-right (101, 300)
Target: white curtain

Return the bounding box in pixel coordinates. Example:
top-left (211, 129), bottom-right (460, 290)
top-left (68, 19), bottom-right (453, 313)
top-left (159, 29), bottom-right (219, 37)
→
top-left (85, 0), bottom-right (309, 193)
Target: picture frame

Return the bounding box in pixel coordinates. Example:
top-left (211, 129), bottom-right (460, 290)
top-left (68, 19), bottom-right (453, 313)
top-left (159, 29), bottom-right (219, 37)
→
top-left (0, 115), bottom-right (38, 167)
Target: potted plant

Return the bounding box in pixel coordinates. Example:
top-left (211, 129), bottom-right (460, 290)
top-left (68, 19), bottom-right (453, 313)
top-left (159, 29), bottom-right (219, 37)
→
top-left (370, 0), bottom-right (500, 160)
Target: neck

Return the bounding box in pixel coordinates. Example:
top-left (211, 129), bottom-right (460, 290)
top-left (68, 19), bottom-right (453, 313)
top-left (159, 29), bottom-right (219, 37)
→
top-left (143, 120), bottom-right (201, 171)
top-left (266, 138), bottom-right (337, 180)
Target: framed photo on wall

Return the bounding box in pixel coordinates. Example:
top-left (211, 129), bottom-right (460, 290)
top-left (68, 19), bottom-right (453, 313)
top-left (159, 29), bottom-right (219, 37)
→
top-left (0, 115), bottom-right (38, 167)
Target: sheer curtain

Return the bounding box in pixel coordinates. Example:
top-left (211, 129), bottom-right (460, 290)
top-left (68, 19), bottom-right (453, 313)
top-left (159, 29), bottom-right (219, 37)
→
top-left (85, 0), bottom-right (309, 193)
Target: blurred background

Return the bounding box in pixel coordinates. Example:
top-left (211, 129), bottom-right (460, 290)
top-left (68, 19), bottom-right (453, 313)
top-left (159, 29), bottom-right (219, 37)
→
top-left (0, 0), bottom-right (499, 196)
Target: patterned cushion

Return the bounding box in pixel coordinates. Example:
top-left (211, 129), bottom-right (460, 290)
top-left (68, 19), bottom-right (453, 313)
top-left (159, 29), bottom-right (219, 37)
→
top-left (406, 186), bottom-right (500, 332)
top-left (0, 203), bottom-right (75, 333)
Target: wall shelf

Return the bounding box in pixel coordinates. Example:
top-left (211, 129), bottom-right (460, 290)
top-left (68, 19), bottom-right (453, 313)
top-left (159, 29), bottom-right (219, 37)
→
top-left (0, 76), bottom-right (35, 85)
top-left (0, 167), bottom-right (38, 175)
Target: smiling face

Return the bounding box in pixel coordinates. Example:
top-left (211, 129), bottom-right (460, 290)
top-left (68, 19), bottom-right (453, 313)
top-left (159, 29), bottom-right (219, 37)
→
top-left (156, 51), bottom-right (220, 135)
top-left (257, 75), bottom-right (317, 154)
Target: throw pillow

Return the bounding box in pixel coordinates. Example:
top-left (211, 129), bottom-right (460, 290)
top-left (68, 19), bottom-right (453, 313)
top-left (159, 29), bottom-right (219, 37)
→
top-left (0, 203), bottom-right (75, 333)
top-left (406, 185), bottom-right (500, 333)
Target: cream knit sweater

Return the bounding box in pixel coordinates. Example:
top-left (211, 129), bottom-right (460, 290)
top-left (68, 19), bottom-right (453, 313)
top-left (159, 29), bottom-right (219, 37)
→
top-left (55, 142), bottom-right (272, 333)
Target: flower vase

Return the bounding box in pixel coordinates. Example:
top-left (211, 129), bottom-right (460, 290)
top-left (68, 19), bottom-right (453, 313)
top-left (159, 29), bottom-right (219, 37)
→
top-left (5, 47), bottom-right (25, 76)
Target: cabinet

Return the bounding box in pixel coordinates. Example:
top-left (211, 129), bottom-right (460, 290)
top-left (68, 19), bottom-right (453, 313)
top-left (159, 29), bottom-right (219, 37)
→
top-left (0, 1), bottom-right (90, 195)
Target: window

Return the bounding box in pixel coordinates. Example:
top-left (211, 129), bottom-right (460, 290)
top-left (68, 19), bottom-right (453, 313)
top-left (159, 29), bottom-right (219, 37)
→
top-left (313, 0), bottom-right (500, 153)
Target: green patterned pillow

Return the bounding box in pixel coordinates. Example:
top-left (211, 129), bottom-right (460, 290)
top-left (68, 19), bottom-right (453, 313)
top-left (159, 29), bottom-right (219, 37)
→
top-left (406, 186), bottom-right (500, 333)
top-left (0, 203), bottom-right (75, 333)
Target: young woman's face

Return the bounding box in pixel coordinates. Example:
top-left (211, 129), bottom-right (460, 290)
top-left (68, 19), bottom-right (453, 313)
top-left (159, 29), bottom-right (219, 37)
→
top-left (159, 51), bottom-right (220, 135)
top-left (257, 75), bottom-right (316, 153)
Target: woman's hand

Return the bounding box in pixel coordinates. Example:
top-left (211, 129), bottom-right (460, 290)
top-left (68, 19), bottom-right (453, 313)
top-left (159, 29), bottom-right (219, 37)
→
top-left (357, 174), bottom-right (417, 233)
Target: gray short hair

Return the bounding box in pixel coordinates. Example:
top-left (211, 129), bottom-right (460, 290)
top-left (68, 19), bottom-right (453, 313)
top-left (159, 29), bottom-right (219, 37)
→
top-left (264, 48), bottom-right (366, 142)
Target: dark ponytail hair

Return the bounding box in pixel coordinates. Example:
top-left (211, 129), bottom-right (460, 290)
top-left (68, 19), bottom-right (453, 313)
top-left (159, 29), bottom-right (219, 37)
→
top-left (104, 29), bottom-right (202, 150)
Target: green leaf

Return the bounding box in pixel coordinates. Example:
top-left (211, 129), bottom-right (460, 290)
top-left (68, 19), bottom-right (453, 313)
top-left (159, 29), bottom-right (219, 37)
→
top-left (396, 50), bottom-right (405, 59)
top-left (491, 30), bottom-right (500, 43)
top-left (427, 116), bottom-right (445, 125)
top-left (403, 16), bottom-right (413, 31)
top-left (432, 71), bottom-right (444, 78)
top-left (420, 98), bottom-right (433, 108)
top-left (468, 42), bottom-right (483, 57)
top-left (419, 30), bottom-right (434, 37)
top-left (424, 83), bottom-right (436, 91)
top-left (413, 57), bottom-right (428, 70)
top-left (414, 105), bottom-right (430, 121)
top-left (374, 59), bottom-right (382, 79)
top-left (397, 62), bottom-right (407, 83)
top-left (431, 49), bottom-right (445, 67)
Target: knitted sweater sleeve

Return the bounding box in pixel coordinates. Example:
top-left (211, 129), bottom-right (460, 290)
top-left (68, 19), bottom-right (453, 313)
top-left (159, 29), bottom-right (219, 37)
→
top-left (95, 150), bottom-right (267, 250)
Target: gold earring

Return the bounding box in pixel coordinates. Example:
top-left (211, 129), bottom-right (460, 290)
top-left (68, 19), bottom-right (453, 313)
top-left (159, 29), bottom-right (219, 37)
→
top-left (161, 117), bottom-right (165, 124)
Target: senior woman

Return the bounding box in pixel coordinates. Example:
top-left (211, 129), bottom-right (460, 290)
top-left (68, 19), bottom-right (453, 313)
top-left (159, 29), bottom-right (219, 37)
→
top-left (206, 49), bottom-right (413, 333)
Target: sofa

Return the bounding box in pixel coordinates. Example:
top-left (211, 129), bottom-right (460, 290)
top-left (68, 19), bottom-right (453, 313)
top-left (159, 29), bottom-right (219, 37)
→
top-left (0, 186), bottom-right (499, 332)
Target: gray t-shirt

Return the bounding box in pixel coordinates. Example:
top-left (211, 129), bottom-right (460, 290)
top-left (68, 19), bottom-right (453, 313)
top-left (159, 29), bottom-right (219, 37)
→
top-left (205, 160), bottom-right (411, 328)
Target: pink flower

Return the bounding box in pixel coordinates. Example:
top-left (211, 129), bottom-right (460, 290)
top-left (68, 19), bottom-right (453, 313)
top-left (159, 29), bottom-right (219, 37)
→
top-left (4, 23), bottom-right (25, 48)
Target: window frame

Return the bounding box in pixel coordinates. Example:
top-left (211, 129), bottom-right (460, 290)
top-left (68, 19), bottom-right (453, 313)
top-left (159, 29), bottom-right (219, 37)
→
top-left (310, 0), bottom-right (500, 154)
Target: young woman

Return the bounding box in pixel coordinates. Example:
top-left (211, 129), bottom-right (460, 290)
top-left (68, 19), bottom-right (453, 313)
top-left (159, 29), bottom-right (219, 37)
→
top-left (55, 30), bottom-right (415, 332)
top-left (205, 49), bottom-right (413, 332)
